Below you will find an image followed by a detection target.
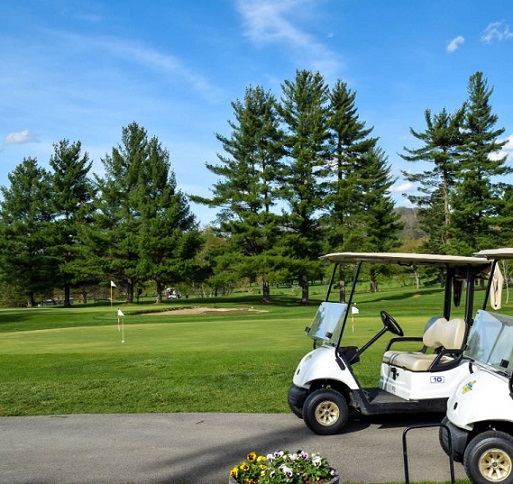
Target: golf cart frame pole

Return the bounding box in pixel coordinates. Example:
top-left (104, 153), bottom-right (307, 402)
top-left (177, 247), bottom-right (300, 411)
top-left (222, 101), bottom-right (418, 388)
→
top-left (443, 266), bottom-right (454, 320)
top-left (336, 261), bottom-right (363, 349)
top-left (325, 263), bottom-right (339, 301)
top-left (482, 259), bottom-right (498, 310)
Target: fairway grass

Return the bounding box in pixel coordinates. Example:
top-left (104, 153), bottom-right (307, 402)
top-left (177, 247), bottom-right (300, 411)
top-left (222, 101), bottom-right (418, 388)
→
top-left (0, 286), bottom-right (489, 416)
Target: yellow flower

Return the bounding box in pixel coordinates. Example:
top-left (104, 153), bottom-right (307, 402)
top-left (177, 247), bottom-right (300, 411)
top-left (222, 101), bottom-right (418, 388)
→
top-left (257, 455), bottom-right (267, 463)
top-left (229, 467), bottom-right (238, 478)
top-left (247, 452), bottom-right (257, 462)
top-left (259, 464), bottom-right (267, 470)
top-left (240, 463), bottom-right (249, 471)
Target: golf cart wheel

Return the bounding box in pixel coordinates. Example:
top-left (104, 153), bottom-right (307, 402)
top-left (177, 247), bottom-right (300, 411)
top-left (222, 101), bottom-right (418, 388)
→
top-left (303, 388), bottom-right (348, 435)
top-left (464, 431), bottom-right (513, 483)
top-left (287, 386), bottom-right (303, 419)
top-left (439, 423), bottom-right (463, 462)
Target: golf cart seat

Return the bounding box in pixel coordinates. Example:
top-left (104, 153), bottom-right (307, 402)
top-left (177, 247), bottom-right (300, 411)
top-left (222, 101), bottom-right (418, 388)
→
top-left (382, 317), bottom-right (466, 372)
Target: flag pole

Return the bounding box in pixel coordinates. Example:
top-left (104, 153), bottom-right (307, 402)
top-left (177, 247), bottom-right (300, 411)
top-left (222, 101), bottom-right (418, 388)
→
top-left (110, 280), bottom-right (116, 307)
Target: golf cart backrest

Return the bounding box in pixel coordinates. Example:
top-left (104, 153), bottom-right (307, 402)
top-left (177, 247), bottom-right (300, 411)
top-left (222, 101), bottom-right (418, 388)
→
top-left (383, 316), bottom-right (466, 372)
top-left (423, 317), bottom-right (466, 350)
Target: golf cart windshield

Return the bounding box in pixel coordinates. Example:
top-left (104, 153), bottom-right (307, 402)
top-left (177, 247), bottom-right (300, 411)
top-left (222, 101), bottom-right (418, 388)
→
top-left (306, 302), bottom-right (348, 346)
top-left (465, 309), bottom-right (513, 375)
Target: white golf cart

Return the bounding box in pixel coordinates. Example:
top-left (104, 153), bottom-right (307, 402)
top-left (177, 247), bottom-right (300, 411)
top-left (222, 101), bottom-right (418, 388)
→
top-left (288, 252), bottom-right (492, 435)
top-left (441, 248), bottom-right (513, 484)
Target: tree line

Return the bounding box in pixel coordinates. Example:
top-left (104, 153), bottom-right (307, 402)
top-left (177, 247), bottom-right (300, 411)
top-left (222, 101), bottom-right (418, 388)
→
top-left (0, 70), bottom-right (509, 307)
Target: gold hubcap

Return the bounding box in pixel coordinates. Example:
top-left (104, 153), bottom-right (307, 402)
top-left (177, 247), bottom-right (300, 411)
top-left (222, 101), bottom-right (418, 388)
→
top-left (314, 400), bottom-right (339, 426)
top-left (479, 448), bottom-right (512, 481)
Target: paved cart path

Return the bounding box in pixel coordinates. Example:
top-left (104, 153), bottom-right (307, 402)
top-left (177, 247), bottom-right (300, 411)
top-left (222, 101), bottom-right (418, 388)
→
top-left (0, 413), bottom-right (468, 483)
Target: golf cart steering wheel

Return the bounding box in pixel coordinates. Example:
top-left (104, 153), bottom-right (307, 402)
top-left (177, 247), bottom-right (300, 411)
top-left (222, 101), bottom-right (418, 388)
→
top-left (380, 310), bottom-right (404, 336)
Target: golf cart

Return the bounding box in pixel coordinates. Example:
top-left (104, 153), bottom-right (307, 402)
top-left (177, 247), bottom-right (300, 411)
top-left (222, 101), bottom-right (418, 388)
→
top-left (288, 252), bottom-right (492, 435)
top-left (441, 248), bottom-right (513, 483)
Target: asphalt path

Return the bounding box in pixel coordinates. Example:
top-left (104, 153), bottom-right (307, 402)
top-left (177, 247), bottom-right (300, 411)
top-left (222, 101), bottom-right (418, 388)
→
top-left (0, 413), bottom-right (468, 483)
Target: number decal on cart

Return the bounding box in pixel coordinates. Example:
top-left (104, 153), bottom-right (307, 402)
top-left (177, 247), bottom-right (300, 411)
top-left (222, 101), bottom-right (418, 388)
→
top-left (430, 376), bottom-right (445, 384)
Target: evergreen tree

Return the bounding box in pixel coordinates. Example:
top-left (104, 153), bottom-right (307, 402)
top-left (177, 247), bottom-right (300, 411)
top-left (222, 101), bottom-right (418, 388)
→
top-left (350, 147), bottom-right (402, 291)
top-left (278, 70), bottom-right (331, 304)
top-left (450, 71), bottom-right (510, 254)
top-left (192, 85), bottom-right (285, 302)
top-left (400, 106), bottom-right (465, 254)
top-left (326, 80), bottom-right (378, 300)
top-left (94, 122), bottom-right (148, 302)
top-left (0, 158), bottom-right (53, 307)
top-left (48, 140), bottom-right (95, 307)
top-left (136, 136), bottom-right (202, 302)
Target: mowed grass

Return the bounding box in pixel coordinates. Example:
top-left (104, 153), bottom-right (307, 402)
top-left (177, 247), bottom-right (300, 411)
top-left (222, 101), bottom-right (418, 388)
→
top-left (0, 285), bottom-right (490, 416)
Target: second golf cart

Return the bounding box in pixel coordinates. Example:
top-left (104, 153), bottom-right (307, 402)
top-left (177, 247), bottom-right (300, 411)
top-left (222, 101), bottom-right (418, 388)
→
top-left (440, 248), bottom-right (513, 483)
top-left (288, 252), bottom-right (492, 435)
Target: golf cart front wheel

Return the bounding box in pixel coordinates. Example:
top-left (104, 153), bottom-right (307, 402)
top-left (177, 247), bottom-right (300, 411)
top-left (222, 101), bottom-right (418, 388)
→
top-left (464, 431), bottom-right (513, 484)
top-left (303, 388), bottom-right (348, 435)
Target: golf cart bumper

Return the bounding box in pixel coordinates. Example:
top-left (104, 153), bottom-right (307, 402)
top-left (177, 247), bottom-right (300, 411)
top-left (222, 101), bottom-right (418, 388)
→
top-left (288, 385), bottom-right (308, 408)
top-left (440, 417), bottom-right (469, 458)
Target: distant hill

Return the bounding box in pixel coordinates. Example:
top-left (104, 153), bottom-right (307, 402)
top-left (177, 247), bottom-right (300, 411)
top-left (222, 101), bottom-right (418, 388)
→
top-left (395, 206), bottom-right (427, 239)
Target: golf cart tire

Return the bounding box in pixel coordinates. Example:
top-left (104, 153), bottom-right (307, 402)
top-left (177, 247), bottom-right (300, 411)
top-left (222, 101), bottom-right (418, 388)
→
top-left (287, 385), bottom-right (304, 419)
top-left (464, 431), bottom-right (513, 484)
top-left (303, 388), bottom-right (348, 435)
top-left (439, 423), bottom-right (464, 463)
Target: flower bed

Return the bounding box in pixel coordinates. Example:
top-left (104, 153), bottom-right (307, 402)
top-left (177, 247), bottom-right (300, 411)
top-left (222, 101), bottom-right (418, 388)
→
top-left (229, 450), bottom-right (338, 483)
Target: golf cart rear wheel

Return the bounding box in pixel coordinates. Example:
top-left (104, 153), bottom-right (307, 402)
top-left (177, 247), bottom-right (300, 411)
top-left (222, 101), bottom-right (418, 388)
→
top-left (464, 431), bottom-right (513, 483)
top-left (303, 388), bottom-right (348, 435)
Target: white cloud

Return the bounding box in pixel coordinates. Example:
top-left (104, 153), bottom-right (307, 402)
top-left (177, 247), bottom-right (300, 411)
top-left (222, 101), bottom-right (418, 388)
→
top-left (48, 31), bottom-right (223, 104)
top-left (235, 0), bottom-right (342, 78)
top-left (447, 36), bottom-right (464, 53)
top-left (481, 21), bottom-right (513, 43)
top-left (392, 181), bottom-right (413, 193)
top-left (4, 130), bottom-right (39, 144)
top-left (490, 134), bottom-right (513, 161)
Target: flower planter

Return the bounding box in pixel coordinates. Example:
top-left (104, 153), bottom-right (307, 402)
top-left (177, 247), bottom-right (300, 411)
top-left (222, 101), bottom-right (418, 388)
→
top-left (229, 476), bottom-right (340, 484)
top-left (229, 450), bottom-right (338, 484)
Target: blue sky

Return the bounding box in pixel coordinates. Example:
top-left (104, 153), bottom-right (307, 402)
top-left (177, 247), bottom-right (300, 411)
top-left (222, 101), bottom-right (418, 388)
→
top-left (1, 0), bottom-right (513, 225)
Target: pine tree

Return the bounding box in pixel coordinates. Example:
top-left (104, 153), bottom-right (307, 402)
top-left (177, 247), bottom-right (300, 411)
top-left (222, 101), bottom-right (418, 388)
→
top-left (326, 80), bottom-right (378, 300)
top-left (0, 158), bottom-right (54, 307)
top-left (351, 147), bottom-right (403, 291)
top-left (450, 71), bottom-right (510, 254)
top-left (94, 122), bottom-right (148, 302)
top-left (278, 70), bottom-right (331, 304)
top-left (400, 106), bottom-right (465, 254)
top-left (49, 140), bottom-right (95, 307)
top-left (192, 85), bottom-right (285, 302)
top-left (136, 136), bottom-right (202, 302)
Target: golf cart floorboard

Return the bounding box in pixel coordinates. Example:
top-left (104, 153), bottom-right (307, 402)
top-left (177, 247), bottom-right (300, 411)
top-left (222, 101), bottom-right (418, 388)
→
top-left (355, 388), bottom-right (447, 415)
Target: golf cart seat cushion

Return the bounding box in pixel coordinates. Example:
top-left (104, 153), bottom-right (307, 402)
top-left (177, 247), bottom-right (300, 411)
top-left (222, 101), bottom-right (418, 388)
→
top-left (382, 317), bottom-right (466, 371)
top-left (422, 317), bottom-right (466, 350)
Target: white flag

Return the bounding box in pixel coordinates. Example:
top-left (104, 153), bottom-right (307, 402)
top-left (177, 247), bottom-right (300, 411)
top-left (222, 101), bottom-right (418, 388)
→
top-left (111, 280), bottom-right (116, 287)
top-left (117, 309), bottom-right (124, 317)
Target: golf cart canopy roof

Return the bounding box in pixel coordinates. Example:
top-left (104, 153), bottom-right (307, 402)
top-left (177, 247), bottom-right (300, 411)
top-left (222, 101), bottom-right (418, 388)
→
top-left (476, 248), bottom-right (513, 260)
top-left (321, 252), bottom-right (491, 268)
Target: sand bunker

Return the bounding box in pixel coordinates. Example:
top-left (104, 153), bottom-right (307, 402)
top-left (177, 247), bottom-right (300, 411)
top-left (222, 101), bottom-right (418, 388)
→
top-left (148, 307), bottom-right (267, 316)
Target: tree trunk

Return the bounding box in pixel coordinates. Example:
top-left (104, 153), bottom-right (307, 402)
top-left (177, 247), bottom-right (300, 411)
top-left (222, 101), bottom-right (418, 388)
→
top-left (369, 268), bottom-right (377, 293)
top-left (300, 272), bottom-right (309, 304)
top-left (338, 265), bottom-right (346, 303)
top-left (126, 283), bottom-right (134, 303)
top-left (261, 279), bottom-right (270, 303)
top-left (27, 291), bottom-right (35, 308)
top-left (63, 284), bottom-right (72, 307)
top-left (155, 282), bottom-right (163, 303)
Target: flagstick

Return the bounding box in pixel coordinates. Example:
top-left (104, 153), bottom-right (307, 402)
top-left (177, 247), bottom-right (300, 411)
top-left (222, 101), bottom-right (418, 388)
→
top-left (121, 318), bottom-right (125, 343)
